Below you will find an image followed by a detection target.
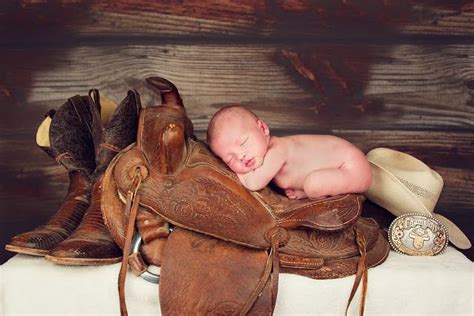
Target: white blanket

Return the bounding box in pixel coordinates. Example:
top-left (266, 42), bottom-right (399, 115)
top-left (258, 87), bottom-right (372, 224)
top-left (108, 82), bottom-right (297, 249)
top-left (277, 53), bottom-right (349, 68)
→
top-left (1, 247), bottom-right (472, 315)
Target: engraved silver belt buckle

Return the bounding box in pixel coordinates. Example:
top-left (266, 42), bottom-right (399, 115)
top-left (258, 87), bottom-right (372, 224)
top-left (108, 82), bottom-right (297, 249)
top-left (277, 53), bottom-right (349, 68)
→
top-left (388, 213), bottom-right (449, 256)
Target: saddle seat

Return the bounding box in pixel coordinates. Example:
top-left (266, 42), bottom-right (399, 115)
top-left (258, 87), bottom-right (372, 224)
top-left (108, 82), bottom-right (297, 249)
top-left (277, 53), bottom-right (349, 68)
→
top-left (101, 77), bottom-right (390, 315)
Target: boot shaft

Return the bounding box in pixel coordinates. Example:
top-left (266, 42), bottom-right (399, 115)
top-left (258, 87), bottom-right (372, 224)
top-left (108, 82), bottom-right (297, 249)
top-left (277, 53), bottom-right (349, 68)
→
top-left (47, 95), bottom-right (99, 175)
top-left (93, 90), bottom-right (142, 177)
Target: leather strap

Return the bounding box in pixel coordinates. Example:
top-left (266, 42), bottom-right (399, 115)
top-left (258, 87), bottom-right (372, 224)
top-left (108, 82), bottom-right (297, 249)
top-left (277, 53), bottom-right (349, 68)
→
top-left (128, 252), bottom-right (148, 276)
top-left (100, 143), bottom-right (123, 153)
top-left (345, 227), bottom-right (368, 316)
top-left (239, 248), bottom-right (273, 315)
top-left (238, 227), bottom-right (286, 315)
top-left (55, 152), bottom-right (73, 163)
top-left (358, 229), bottom-right (368, 316)
top-left (270, 237), bottom-right (280, 309)
top-left (118, 169), bottom-right (143, 316)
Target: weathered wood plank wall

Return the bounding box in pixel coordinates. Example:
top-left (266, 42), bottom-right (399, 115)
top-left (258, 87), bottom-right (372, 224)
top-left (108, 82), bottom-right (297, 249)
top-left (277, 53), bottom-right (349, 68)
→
top-left (1, 0), bottom-right (473, 264)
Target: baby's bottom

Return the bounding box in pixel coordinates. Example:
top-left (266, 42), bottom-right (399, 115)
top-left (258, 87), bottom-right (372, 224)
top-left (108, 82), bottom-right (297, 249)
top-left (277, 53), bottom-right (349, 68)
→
top-left (286, 163), bottom-right (371, 200)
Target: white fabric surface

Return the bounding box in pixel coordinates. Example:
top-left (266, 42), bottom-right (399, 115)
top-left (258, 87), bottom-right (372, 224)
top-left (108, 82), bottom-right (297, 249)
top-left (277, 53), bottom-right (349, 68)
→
top-left (0, 247), bottom-right (472, 316)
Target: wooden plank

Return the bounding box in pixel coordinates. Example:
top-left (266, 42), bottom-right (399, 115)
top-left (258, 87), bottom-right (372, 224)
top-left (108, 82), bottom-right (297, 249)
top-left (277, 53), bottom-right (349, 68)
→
top-left (437, 166), bottom-right (474, 210)
top-left (4, 129), bottom-right (474, 168)
top-left (405, 3), bottom-right (474, 36)
top-left (3, 130), bottom-right (473, 170)
top-left (1, 44), bottom-right (473, 134)
top-left (0, 195), bottom-right (67, 222)
top-left (326, 130), bottom-right (474, 170)
top-left (0, 163), bottom-right (68, 220)
top-left (2, 1), bottom-right (474, 41)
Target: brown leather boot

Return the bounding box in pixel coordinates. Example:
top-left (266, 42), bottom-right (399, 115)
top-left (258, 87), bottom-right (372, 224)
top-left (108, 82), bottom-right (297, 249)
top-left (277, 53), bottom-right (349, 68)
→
top-left (5, 96), bottom-right (98, 256)
top-left (46, 90), bottom-right (142, 265)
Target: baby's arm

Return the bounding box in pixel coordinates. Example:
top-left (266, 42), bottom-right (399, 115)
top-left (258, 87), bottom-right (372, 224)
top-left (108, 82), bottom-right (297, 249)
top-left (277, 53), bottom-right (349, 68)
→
top-left (237, 146), bottom-right (285, 191)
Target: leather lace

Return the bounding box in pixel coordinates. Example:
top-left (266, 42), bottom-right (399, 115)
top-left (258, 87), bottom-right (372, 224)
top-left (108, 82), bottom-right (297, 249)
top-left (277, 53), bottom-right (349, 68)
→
top-left (345, 227), bottom-right (368, 316)
top-left (240, 231), bottom-right (283, 315)
top-left (118, 169), bottom-right (143, 316)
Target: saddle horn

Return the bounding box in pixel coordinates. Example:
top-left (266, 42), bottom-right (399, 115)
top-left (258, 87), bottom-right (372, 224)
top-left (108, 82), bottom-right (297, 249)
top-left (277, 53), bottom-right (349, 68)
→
top-left (146, 77), bottom-right (184, 109)
top-left (135, 78), bottom-right (193, 175)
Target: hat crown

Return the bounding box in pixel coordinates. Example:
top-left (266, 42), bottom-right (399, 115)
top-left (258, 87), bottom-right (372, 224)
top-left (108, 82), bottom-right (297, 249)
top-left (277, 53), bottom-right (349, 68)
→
top-left (367, 148), bottom-right (443, 212)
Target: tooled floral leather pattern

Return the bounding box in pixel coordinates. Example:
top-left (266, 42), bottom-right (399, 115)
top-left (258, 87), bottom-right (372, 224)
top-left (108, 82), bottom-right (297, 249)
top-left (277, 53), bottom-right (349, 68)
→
top-left (281, 231), bottom-right (390, 280)
top-left (160, 228), bottom-right (272, 315)
top-left (139, 164), bottom-right (276, 248)
top-left (279, 218), bottom-right (380, 259)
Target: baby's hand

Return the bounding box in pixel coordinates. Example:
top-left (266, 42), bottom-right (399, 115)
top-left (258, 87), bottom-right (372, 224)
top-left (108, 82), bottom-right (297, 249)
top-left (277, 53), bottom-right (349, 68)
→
top-left (236, 172), bottom-right (255, 190)
top-left (285, 189), bottom-right (307, 200)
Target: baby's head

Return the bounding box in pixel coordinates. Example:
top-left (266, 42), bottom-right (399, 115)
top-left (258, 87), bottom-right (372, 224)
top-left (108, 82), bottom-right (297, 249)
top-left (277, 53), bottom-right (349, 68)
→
top-left (207, 105), bottom-right (270, 174)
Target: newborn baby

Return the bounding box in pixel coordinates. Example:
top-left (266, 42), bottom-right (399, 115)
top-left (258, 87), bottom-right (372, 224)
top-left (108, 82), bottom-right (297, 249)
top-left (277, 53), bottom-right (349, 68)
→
top-left (207, 105), bottom-right (372, 199)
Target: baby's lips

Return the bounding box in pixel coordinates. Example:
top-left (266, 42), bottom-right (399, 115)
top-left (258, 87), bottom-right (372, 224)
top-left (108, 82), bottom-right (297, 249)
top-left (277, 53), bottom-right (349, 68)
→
top-left (245, 158), bottom-right (255, 167)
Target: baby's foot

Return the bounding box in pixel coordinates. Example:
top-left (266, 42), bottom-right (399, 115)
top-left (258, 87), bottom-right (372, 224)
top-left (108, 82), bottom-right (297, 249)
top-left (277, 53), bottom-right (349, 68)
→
top-left (285, 189), bottom-right (307, 200)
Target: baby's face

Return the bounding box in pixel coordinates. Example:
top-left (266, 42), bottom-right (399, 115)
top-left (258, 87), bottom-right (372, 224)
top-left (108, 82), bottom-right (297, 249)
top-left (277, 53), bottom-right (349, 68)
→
top-left (211, 116), bottom-right (269, 174)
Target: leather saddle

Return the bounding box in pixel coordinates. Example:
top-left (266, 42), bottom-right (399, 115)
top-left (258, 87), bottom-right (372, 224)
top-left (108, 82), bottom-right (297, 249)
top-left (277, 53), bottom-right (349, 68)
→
top-left (101, 77), bottom-right (390, 315)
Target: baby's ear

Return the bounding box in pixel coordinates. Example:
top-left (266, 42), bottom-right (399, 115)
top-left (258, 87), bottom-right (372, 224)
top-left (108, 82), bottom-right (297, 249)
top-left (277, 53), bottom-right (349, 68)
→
top-left (257, 119), bottom-right (269, 135)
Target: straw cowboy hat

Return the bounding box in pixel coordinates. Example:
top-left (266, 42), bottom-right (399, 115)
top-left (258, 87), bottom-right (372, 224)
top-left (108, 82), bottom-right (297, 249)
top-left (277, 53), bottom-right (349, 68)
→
top-left (365, 147), bottom-right (471, 250)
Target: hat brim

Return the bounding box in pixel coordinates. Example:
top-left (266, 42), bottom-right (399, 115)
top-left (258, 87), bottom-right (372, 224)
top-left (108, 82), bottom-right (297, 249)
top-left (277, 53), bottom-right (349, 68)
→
top-left (433, 213), bottom-right (472, 249)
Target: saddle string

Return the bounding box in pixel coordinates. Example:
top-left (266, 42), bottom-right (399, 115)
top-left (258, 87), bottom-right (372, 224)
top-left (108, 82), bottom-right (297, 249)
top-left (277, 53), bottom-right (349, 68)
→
top-left (270, 235), bottom-right (281, 309)
top-left (240, 247), bottom-right (274, 315)
top-left (240, 230), bottom-right (282, 315)
top-left (100, 143), bottom-right (123, 153)
top-left (357, 228), bottom-right (368, 316)
top-left (118, 169), bottom-right (143, 316)
top-left (55, 152), bottom-right (74, 165)
top-left (345, 227), bottom-right (368, 316)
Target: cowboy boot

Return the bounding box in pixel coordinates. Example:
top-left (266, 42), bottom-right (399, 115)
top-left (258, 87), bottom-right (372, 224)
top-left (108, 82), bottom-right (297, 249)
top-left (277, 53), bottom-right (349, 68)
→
top-left (5, 95), bottom-right (98, 256)
top-left (46, 90), bottom-right (142, 265)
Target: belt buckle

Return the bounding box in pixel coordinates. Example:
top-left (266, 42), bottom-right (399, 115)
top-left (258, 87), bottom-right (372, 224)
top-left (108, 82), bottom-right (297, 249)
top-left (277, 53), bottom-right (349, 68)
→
top-left (388, 213), bottom-right (449, 256)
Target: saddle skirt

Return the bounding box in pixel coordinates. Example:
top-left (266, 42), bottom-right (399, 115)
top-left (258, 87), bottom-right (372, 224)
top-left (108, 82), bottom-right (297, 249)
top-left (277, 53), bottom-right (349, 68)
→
top-left (101, 77), bottom-right (390, 315)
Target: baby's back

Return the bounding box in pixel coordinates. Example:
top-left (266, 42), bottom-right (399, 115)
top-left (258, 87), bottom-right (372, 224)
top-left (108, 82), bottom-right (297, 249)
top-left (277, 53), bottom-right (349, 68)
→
top-left (274, 134), bottom-right (363, 188)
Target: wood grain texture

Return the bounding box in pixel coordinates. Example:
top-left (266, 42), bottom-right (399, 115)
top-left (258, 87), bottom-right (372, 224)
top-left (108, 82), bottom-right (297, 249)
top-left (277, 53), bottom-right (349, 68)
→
top-left (4, 130), bottom-right (472, 169)
top-left (1, 44), bottom-right (473, 134)
top-left (2, 0), bottom-right (474, 41)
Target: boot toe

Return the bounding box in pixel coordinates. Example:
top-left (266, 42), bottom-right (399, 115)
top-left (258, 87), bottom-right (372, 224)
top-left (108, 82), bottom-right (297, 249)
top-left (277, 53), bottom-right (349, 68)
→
top-left (46, 237), bottom-right (122, 265)
top-left (5, 228), bottom-right (69, 256)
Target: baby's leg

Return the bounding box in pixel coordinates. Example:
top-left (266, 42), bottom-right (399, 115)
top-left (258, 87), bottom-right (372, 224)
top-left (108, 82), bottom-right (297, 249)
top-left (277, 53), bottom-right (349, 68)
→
top-left (303, 165), bottom-right (371, 199)
top-left (285, 189), bottom-right (307, 200)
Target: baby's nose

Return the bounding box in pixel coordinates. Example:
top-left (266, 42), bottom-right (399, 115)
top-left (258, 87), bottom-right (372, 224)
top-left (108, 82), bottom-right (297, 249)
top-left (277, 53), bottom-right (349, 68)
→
top-left (239, 152), bottom-right (247, 161)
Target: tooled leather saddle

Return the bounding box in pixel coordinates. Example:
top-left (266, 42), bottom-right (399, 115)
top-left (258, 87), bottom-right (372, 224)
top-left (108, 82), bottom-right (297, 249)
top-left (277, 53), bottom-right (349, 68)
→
top-left (101, 77), bottom-right (390, 315)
